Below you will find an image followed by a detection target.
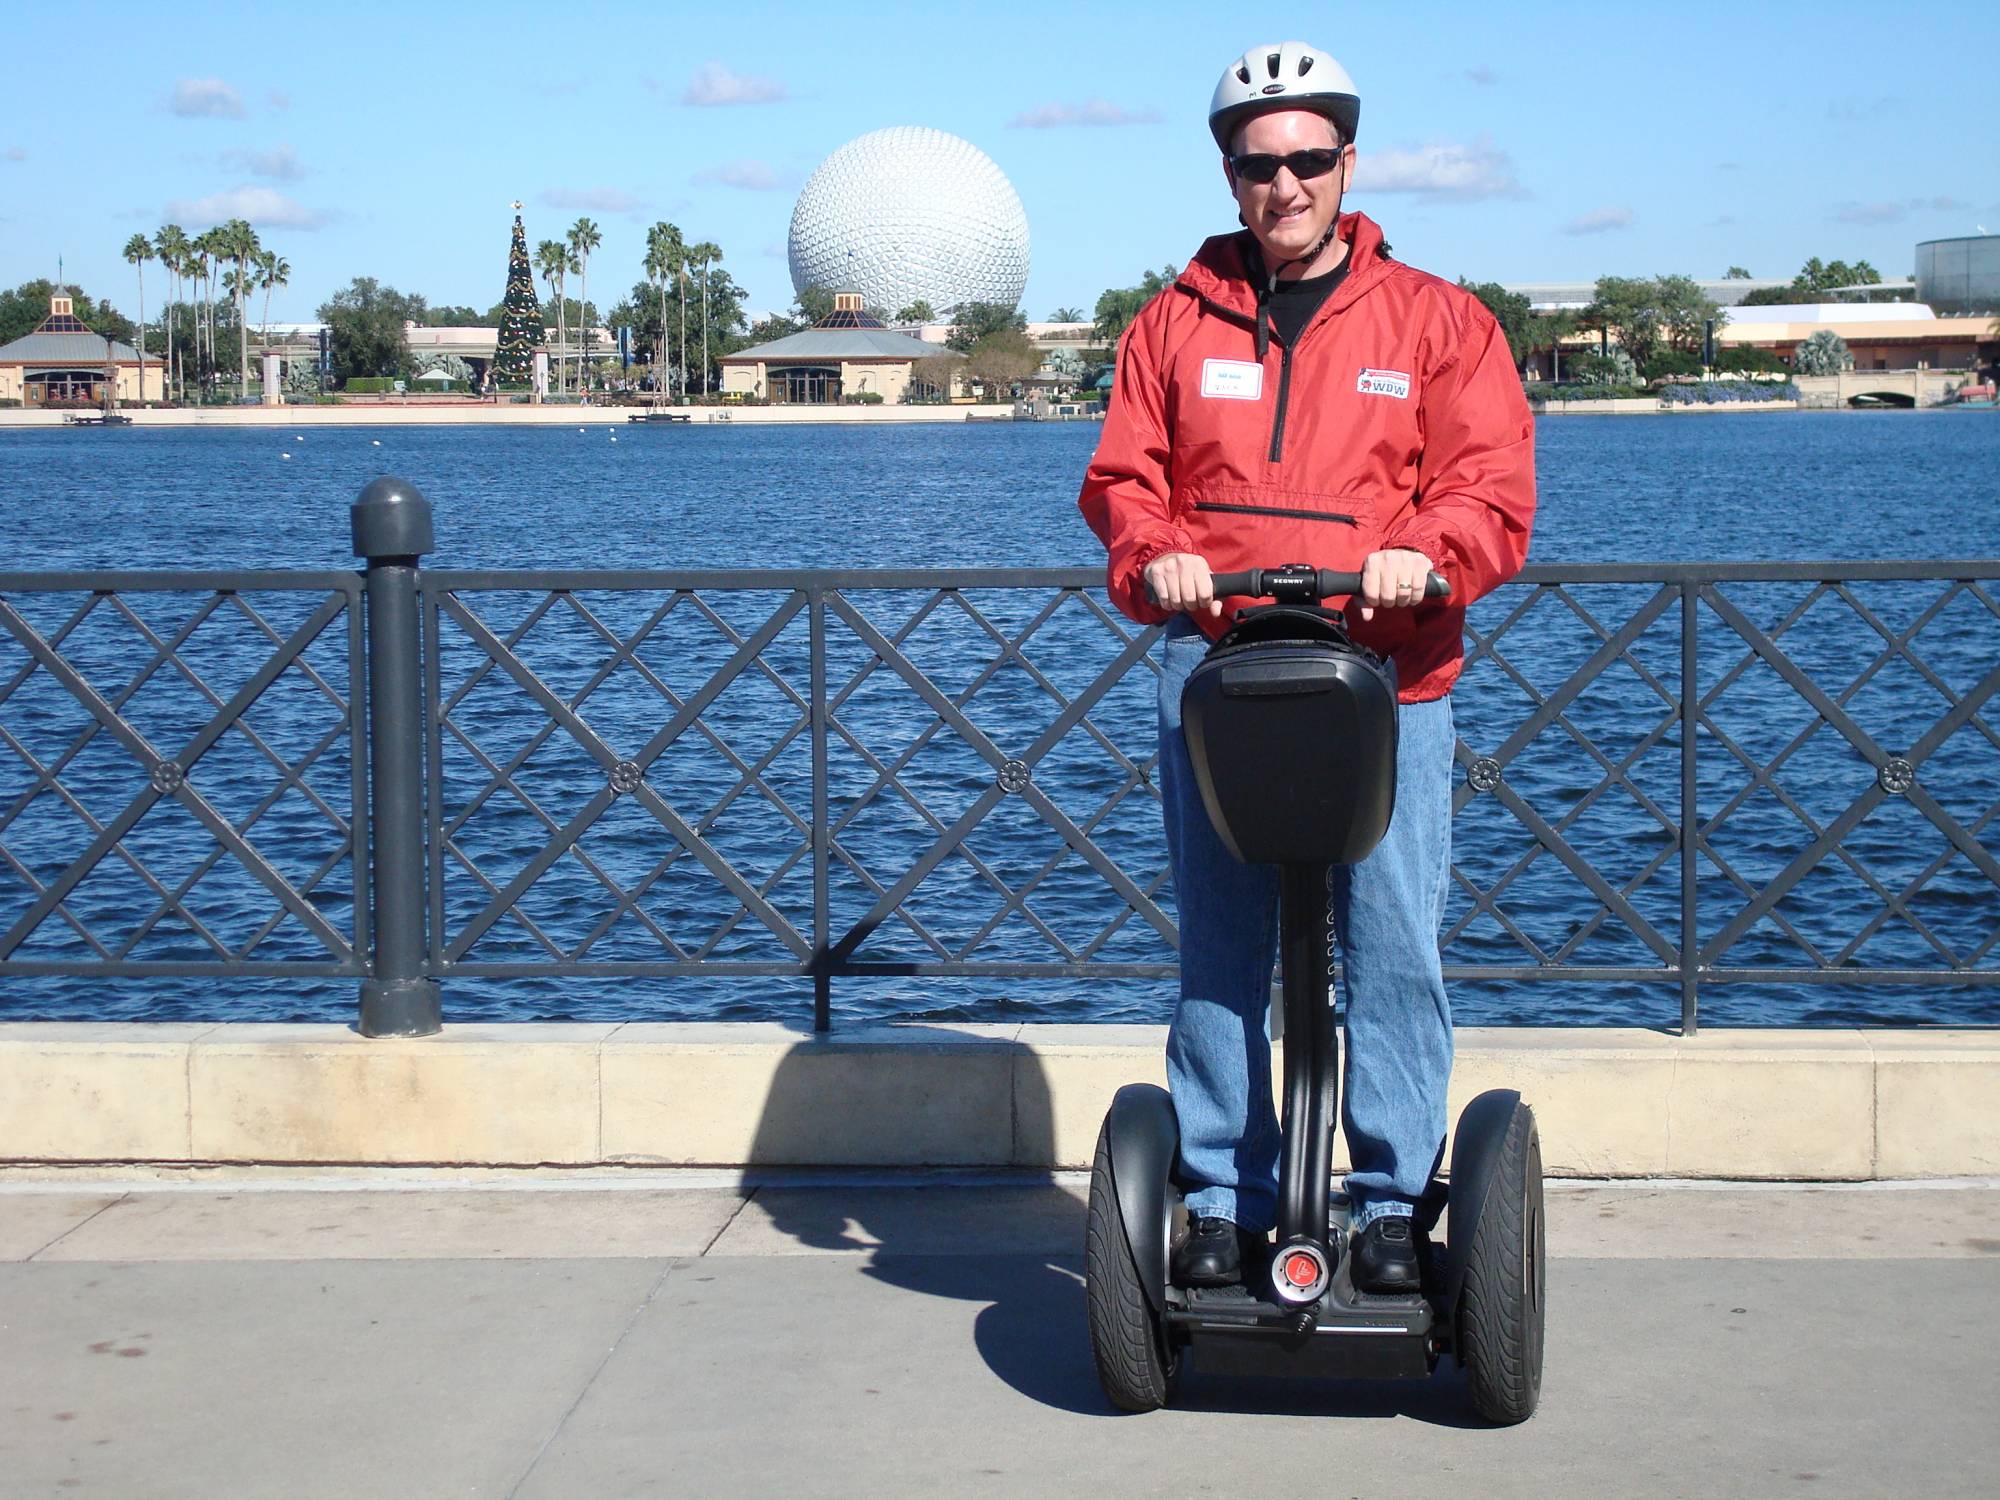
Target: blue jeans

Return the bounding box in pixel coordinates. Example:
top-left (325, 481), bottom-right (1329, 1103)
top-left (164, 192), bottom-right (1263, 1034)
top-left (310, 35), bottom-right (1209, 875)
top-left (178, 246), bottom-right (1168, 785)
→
top-left (1157, 614), bottom-right (1454, 1235)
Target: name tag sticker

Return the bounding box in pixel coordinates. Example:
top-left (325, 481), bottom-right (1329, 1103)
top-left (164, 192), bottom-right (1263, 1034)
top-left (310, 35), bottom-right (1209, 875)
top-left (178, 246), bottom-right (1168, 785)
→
top-left (1357, 367), bottom-right (1413, 399)
top-left (1201, 359), bottom-right (1264, 400)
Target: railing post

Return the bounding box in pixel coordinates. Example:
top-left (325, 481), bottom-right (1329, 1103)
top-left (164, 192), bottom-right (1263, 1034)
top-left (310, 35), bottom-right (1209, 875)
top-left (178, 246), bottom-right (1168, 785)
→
top-left (352, 476), bottom-right (441, 1037)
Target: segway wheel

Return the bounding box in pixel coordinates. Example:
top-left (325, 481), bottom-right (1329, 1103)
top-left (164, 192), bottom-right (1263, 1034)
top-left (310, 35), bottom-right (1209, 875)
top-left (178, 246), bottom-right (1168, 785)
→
top-left (1085, 1120), bottom-right (1177, 1411)
top-left (1456, 1102), bottom-right (1545, 1425)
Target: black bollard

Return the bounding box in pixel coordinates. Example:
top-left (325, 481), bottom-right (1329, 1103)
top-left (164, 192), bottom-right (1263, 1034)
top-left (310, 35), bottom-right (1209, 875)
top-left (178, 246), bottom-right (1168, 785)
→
top-left (351, 476), bottom-right (441, 1037)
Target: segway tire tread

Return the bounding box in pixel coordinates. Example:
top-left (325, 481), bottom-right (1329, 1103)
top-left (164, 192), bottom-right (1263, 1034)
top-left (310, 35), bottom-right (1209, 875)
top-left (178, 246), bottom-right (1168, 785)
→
top-left (1456, 1105), bottom-right (1544, 1425)
top-left (1085, 1123), bottom-right (1175, 1411)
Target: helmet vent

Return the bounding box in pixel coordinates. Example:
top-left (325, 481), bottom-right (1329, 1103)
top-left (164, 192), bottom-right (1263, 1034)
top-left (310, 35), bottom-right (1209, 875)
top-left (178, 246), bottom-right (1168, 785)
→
top-left (1298, 55), bottom-right (1314, 75)
top-left (1265, 51), bottom-right (1281, 78)
top-left (1236, 64), bottom-right (1251, 84)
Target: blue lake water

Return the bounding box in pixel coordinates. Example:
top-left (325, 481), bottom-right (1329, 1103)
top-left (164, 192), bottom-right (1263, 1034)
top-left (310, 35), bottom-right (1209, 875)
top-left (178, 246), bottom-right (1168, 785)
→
top-left (2, 412), bottom-right (1997, 1028)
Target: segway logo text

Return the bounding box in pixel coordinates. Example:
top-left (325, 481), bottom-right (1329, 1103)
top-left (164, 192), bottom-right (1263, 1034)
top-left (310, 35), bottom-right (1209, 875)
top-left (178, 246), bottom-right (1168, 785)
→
top-left (1356, 367), bottom-right (1412, 399)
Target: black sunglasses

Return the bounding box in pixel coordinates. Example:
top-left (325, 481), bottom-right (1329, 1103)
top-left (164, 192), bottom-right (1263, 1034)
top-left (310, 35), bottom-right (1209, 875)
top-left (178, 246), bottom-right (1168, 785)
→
top-left (1229, 148), bottom-right (1343, 185)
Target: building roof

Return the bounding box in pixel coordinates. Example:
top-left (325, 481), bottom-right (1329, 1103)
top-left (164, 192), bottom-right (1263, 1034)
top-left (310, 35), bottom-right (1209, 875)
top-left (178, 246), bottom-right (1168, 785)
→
top-left (1721, 302), bottom-right (1936, 325)
top-left (0, 295), bottom-right (142, 365)
top-left (1719, 314), bottom-right (1991, 345)
top-left (722, 327), bottom-right (958, 362)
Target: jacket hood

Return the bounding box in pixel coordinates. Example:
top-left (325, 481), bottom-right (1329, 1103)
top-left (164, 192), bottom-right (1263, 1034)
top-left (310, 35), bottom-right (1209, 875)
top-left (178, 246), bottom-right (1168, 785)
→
top-left (1175, 211), bottom-right (1391, 321)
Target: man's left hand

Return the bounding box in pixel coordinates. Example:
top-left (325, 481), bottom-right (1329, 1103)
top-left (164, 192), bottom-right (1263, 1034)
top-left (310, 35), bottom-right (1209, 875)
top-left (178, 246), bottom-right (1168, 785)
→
top-left (1356, 549), bottom-right (1438, 622)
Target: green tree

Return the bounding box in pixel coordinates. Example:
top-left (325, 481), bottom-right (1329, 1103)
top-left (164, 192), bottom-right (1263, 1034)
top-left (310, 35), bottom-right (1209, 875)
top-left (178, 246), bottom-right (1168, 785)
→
top-left (1582, 275), bottom-right (1660, 369)
top-left (643, 222), bottom-right (682, 395)
top-left (895, 299), bottom-right (936, 324)
top-left (0, 280), bottom-right (134, 347)
top-left (153, 224), bottom-right (189, 400)
top-left (1092, 265), bottom-right (1179, 347)
top-left (493, 211), bottom-right (543, 386)
top-left (945, 301), bottom-right (1027, 353)
top-left (422, 304), bottom-right (491, 327)
top-left (122, 235), bottom-right (153, 399)
top-left (688, 240), bottom-right (721, 395)
top-left (961, 329), bottom-right (1039, 396)
top-left (1724, 266), bottom-right (1752, 279)
top-left (908, 353), bottom-right (959, 402)
top-left (1458, 279), bottom-right (1535, 366)
top-left (1739, 255), bottom-right (1886, 306)
top-left (794, 284), bottom-right (834, 325)
top-left (535, 239), bottom-right (569, 393)
top-left (1794, 329), bottom-right (1851, 375)
top-left (568, 217), bottom-right (601, 390)
top-left (1049, 305), bottom-right (1085, 322)
top-left (256, 251), bottom-right (289, 347)
top-left (1653, 274), bottom-right (1724, 357)
top-left (317, 277), bottom-right (423, 385)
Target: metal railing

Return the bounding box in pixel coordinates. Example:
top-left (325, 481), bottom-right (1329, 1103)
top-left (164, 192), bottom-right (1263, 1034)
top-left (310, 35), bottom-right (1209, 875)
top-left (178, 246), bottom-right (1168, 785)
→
top-left (2, 479), bottom-right (1995, 1035)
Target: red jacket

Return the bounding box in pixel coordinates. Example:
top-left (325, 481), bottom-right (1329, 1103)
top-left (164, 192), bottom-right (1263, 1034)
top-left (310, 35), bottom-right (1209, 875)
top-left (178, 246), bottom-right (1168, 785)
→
top-left (1077, 212), bottom-right (1536, 702)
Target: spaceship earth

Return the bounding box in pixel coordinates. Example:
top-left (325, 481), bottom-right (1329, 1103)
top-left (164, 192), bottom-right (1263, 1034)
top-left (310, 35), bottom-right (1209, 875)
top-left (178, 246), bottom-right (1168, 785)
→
top-left (787, 127), bottom-right (1030, 315)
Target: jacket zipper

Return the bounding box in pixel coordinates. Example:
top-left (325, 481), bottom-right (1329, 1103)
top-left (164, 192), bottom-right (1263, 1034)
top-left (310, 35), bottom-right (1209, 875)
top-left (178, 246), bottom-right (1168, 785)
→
top-left (1193, 501), bottom-right (1357, 525)
top-left (1268, 341), bottom-right (1294, 463)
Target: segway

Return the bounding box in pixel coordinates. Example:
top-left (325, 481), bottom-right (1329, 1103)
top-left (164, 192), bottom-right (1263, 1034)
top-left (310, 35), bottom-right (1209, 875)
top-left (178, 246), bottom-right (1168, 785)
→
top-left (1085, 563), bottom-right (1544, 1423)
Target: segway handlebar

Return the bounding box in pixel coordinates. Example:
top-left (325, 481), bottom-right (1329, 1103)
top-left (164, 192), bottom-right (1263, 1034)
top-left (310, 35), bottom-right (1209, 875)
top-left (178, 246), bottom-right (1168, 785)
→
top-left (1208, 564), bottom-right (1452, 604)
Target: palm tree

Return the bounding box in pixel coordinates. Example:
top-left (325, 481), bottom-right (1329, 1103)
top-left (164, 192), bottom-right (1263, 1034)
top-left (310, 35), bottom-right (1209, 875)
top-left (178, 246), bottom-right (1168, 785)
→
top-left (216, 219), bottom-right (261, 394)
top-left (192, 230), bottom-right (218, 395)
top-left (567, 217), bottom-right (601, 392)
top-left (689, 240), bottom-right (722, 396)
top-left (535, 239), bottom-right (566, 393)
top-left (154, 225), bottom-right (187, 401)
top-left (154, 225), bottom-right (189, 401)
top-left (1050, 306), bottom-right (1084, 322)
top-left (644, 222), bottom-right (681, 401)
top-left (257, 251), bottom-right (289, 347)
top-left (123, 235), bottom-right (153, 400)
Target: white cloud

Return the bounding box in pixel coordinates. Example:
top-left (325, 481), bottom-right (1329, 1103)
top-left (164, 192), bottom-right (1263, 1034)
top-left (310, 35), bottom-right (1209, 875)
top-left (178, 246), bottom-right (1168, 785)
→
top-left (169, 78), bottom-right (246, 119)
top-left (1835, 201), bottom-right (1905, 225)
top-left (693, 160), bottom-right (788, 191)
top-left (1354, 135), bottom-right (1524, 202)
top-left (540, 186), bottom-right (644, 213)
top-left (222, 144), bottom-right (303, 180)
top-left (682, 62), bottom-right (787, 107)
top-left (1563, 206), bottom-right (1635, 235)
top-left (164, 185), bottom-right (326, 230)
top-left (1008, 99), bottom-right (1161, 128)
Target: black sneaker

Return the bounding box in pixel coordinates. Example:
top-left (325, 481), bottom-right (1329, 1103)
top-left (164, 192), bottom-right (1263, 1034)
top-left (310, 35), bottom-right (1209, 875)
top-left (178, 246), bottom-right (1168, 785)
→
top-left (1173, 1216), bottom-right (1242, 1287)
top-left (1351, 1215), bottom-right (1422, 1295)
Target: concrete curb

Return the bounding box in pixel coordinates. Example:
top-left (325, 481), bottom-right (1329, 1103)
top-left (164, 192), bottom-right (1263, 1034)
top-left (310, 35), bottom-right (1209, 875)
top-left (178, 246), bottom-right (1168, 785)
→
top-left (1, 1023), bottom-right (1994, 1178)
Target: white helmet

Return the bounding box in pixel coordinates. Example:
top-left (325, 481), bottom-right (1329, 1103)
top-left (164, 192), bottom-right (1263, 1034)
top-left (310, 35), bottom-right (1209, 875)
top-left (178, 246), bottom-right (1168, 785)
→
top-left (1208, 41), bottom-right (1360, 153)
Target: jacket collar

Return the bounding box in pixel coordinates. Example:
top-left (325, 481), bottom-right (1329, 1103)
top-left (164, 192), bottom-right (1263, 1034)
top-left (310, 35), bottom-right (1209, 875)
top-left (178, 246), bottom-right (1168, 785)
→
top-left (1175, 210), bottom-right (1391, 326)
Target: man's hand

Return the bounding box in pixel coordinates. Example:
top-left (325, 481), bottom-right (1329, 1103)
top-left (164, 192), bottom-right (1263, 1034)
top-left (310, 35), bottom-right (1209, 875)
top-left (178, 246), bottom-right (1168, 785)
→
top-left (1143, 552), bottom-right (1222, 618)
top-left (1356, 549), bottom-right (1438, 622)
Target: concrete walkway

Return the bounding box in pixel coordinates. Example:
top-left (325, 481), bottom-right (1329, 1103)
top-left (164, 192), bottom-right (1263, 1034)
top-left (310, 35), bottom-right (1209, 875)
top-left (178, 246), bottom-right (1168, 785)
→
top-left (3, 1172), bottom-right (1996, 1499)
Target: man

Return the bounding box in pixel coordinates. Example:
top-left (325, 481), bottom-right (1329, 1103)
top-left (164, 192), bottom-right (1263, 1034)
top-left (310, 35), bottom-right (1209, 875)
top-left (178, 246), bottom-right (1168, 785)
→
top-left (1077, 42), bottom-right (1535, 1295)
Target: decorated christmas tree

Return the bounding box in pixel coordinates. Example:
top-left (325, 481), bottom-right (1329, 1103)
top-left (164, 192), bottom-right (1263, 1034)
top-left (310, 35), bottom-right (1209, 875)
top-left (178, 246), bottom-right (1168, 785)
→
top-left (493, 205), bottom-right (542, 386)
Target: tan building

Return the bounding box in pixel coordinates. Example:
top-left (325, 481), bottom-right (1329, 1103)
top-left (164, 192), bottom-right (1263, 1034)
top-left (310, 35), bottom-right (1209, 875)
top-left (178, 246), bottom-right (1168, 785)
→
top-left (720, 294), bottom-right (963, 404)
top-left (1717, 304), bottom-right (1995, 372)
top-left (0, 294), bottom-right (165, 405)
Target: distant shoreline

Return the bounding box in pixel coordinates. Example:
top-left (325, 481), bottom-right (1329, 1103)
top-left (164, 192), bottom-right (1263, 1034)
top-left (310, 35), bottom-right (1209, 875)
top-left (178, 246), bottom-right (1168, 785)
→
top-left (0, 403), bottom-right (1023, 430)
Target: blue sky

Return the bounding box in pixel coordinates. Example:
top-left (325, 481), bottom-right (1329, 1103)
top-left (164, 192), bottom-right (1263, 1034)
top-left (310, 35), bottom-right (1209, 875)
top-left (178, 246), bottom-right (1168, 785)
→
top-left (6, 0), bottom-right (1995, 325)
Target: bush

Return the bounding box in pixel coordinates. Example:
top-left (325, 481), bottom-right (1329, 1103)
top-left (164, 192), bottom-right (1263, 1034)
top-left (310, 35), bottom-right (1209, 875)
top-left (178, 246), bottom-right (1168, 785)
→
top-left (1794, 330), bottom-right (1851, 376)
top-left (1642, 350), bottom-right (1703, 381)
top-left (1659, 380), bottom-right (1800, 405)
top-left (1535, 383), bottom-right (1651, 401)
top-left (1716, 346), bottom-right (1787, 376)
top-left (343, 376), bottom-right (397, 393)
top-left (843, 391), bottom-right (884, 405)
top-left (1567, 349), bottom-right (1639, 387)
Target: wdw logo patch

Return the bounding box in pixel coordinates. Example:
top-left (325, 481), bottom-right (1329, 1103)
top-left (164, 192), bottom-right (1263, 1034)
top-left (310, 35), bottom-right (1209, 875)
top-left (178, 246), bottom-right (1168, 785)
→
top-left (1357, 367), bottom-right (1412, 399)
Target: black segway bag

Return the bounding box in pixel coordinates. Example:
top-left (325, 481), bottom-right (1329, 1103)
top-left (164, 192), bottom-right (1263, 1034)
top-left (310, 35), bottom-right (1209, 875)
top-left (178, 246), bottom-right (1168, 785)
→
top-left (1180, 605), bottom-right (1398, 866)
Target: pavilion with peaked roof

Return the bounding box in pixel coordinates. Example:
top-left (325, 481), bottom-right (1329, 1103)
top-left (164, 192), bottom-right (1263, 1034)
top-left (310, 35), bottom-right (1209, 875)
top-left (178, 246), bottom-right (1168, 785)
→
top-left (0, 293), bottom-right (164, 406)
top-left (719, 293), bottom-right (964, 404)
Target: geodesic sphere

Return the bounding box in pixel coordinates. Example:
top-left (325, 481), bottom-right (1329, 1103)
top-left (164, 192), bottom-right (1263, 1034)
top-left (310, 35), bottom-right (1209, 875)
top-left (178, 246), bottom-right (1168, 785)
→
top-left (788, 127), bottom-right (1030, 315)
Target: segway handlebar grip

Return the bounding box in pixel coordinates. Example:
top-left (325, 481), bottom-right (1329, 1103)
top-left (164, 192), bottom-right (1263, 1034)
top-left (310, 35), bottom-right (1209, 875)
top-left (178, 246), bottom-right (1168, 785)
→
top-left (1207, 566), bottom-right (1452, 603)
